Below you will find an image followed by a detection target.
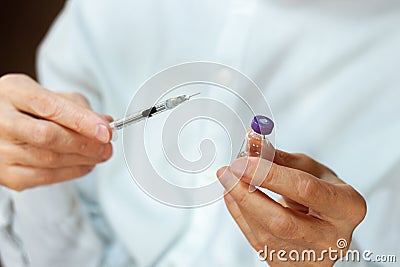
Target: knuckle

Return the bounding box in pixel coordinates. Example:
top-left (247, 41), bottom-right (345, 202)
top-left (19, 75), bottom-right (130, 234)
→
top-left (0, 116), bottom-right (18, 139)
top-left (79, 142), bottom-right (90, 154)
top-left (31, 123), bottom-right (47, 146)
top-left (0, 143), bottom-right (14, 164)
top-left (32, 93), bottom-right (65, 119)
top-left (293, 153), bottom-right (314, 166)
top-left (358, 195), bottom-right (367, 218)
top-left (357, 199), bottom-right (367, 223)
top-left (32, 122), bottom-right (56, 146)
top-left (294, 153), bottom-right (309, 160)
top-left (298, 177), bottom-right (319, 202)
top-left (0, 73), bottom-right (31, 84)
top-left (12, 184), bottom-right (26, 192)
top-left (0, 168), bottom-right (27, 192)
top-left (325, 182), bottom-right (339, 201)
top-left (346, 186), bottom-right (367, 225)
top-left (0, 140), bottom-right (8, 152)
top-left (0, 74), bottom-right (16, 84)
top-left (37, 169), bottom-right (54, 185)
top-left (277, 150), bottom-right (295, 164)
top-left (9, 183), bottom-right (26, 192)
top-left (0, 117), bottom-right (9, 133)
top-left (44, 150), bottom-right (61, 165)
top-left (71, 111), bottom-right (86, 131)
top-left (79, 165), bottom-right (95, 177)
top-left (0, 74), bottom-right (35, 101)
top-left (4, 177), bottom-right (26, 192)
top-left (269, 214), bottom-right (298, 239)
top-left (70, 92), bottom-right (90, 107)
top-left (293, 152), bottom-right (316, 166)
top-left (235, 190), bottom-right (250, 207)
top-left (0, 74), bottom-right (30, 97)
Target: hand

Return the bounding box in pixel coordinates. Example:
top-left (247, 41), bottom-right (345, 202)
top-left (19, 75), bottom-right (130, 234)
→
top-left (217, 150), bottom-right (366, 266)
top-left (0, 74), bottom-right (113, 191)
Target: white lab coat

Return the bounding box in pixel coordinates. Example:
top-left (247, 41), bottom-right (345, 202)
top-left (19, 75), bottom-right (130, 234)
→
top-left (0, 0), bottom-right (399, 266)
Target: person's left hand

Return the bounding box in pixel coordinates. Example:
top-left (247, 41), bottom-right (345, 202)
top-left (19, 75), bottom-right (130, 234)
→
top-left (216, 150), bottom-right (366, 266)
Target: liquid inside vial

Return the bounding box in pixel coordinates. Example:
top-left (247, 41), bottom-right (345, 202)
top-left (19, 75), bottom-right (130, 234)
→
top-left (237, 115), bottom-right (274, 159)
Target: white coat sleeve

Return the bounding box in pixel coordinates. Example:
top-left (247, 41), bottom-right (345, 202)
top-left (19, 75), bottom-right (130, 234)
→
top-left (0, 1), bottom-right (108, 266)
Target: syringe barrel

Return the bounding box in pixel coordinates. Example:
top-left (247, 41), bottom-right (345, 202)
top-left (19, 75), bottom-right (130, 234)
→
top-left (109, 95), bottom-right (190, 131)
top-left (109, 101), bottom-right (168, 130)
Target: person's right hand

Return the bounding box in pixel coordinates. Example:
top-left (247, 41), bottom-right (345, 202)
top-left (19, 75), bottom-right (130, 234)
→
top-left (0, 74), bottom-right (113, 191)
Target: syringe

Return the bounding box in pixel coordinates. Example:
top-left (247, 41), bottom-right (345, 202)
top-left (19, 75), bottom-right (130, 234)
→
top-left (110, 93), bottom-right (200, 132)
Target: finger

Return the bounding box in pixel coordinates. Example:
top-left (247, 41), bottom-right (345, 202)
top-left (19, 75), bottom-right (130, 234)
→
top-left (273, 150), bottom-right (342, 215)
top-left (229, 157), bottom-right (344, 217)
top-left (2, 112), bottom-right (113, 160)
top-left (2, 142), bottom-right (105, 168)
top-left (6, 76), bottom-right (110, 143)
top-left (224, 192), bottom-right (260, 249)
top-left (57, 92), bottom-right (91, 108)
top-left (57, 94), bottom-right (115, 127)
top-left (274, 150), bottom-right (340, 183)
top-left (3, 165), bottom-right (95, 191)
top-left (225, 194), bottom-right (314, 256)
top-left (217, 167), bottom-right (314, 241)
top-left (100, 114), bottom-right (114, 123)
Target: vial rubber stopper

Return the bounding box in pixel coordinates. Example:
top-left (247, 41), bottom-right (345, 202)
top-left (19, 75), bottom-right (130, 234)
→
top-left (251, 115), bottom-right (274, 135)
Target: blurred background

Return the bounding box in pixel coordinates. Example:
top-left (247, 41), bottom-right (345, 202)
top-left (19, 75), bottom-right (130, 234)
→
top-left (0, 1), bottom-right (65, 265)
top-left (0, 0), bottom-right (65, 79)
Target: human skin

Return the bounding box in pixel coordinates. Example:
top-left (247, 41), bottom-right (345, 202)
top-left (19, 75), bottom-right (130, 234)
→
top-left (0, 74), bottom-right (113, 191)
top-left (217, 147), bottom-right (367, 266)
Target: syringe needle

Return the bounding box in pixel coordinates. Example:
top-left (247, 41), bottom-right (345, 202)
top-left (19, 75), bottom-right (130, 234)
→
top-left (188, 92), bottom-right (201, 99)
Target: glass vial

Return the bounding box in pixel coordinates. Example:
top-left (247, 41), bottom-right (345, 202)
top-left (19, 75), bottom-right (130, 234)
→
top-left (238, 115), bottom-right (274, 158)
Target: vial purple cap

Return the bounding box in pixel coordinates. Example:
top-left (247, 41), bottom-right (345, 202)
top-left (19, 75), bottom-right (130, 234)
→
top-left (251, 115), bottom-right (274, 135)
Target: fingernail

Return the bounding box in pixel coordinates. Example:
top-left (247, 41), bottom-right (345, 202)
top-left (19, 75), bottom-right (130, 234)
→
top-left (216, 167), bottom-right (226, 177)
top-left (217, 167), bottom-right (238, 189)
top-left (100, 144), bottom-right (112, 160)
top-left (102, 114), bottom-right (114, 123)
top-left (95, 124), bottom-right (110, 143)
top-left (230, 157), bottom-right (250, 178)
